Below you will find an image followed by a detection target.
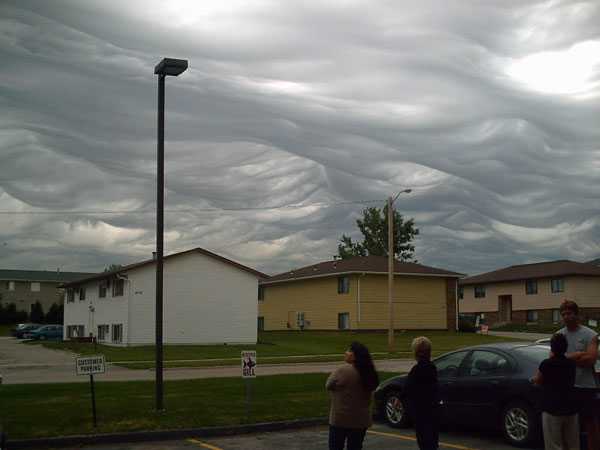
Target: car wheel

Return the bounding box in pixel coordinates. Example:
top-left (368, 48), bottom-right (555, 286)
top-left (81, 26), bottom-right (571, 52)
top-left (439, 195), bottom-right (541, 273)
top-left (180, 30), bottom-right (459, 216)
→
top-left (501, 401), bottom-right (540, 447)
top-left (383, 390), bottom-right (410, 428)
top-left (39, 334), bottom-right (47, 340)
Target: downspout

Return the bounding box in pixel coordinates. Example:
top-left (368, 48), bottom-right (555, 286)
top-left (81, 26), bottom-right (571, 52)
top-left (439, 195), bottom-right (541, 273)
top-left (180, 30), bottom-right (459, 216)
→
top-left (357, 273), bottom-right (364, 331)
top-left (116, 274), bottom-right (131, 346)
top-left (455, 278), bottom-right (459, 331)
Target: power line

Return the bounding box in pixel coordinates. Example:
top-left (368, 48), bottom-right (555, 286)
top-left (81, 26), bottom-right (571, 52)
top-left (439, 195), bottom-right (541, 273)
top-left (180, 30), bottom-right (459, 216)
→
top-left (0, 199), bottom-right (386, 216)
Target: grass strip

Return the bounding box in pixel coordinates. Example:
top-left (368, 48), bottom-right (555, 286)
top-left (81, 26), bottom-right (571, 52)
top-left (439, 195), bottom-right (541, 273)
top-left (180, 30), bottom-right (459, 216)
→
top-left (0, 372), bottom-right (400, 440)
top-left (29, 331), bottom-right (527, 368)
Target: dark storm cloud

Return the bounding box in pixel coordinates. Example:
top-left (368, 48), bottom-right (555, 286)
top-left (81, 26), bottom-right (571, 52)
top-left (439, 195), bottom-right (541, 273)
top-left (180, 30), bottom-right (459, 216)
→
top-left (1, 0), bottom-right (598, 276)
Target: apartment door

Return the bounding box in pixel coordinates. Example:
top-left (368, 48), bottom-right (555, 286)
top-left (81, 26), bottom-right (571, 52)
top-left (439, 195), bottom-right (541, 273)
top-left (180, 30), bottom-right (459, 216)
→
top-left (498, 295), bottom-right (512, 322)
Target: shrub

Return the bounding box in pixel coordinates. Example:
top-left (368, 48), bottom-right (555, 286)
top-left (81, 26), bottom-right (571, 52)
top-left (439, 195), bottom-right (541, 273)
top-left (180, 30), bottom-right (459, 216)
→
top-left (458, 315), bottom-right (476, 333)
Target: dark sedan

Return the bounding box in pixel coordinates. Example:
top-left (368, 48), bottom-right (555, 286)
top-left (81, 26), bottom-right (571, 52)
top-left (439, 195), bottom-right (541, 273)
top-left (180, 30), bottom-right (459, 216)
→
top-left (375, 342), bottom-right (550, 447)
top-left (10, 323), bottom-right (42, 339)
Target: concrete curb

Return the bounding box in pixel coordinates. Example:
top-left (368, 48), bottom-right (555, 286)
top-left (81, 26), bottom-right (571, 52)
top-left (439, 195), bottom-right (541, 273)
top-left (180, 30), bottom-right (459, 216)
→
top-left (6, 417), bottom-right (330, 449)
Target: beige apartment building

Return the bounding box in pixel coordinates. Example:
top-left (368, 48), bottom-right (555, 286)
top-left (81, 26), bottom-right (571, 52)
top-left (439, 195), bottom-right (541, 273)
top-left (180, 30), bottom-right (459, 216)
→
top-left (459, 260), bottom-right (600, 325)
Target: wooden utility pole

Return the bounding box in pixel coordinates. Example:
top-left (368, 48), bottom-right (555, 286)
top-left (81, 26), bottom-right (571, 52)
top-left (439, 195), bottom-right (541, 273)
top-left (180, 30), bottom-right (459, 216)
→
top-left (387, 196), bottom-right (394, 354)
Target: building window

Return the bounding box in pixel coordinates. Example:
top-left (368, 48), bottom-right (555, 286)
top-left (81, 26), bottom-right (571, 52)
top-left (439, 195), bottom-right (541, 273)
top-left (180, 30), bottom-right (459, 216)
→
top-left (4, 281), bottom-right (15, 291)
top-left (112, 279), bottom-right (124, 297)
top-left (474, 285), bottom-right (485, 298)
top-left (258, 285), bottom-right (265, 301)
top-left (525, 280), bottom-right (538, 295)
top-left (66, 289), bottom-right (75, 303)
top-left (526, 310), bottom-right (538, 323)
top-left (551, 278), bottom-right (564, 293)
top-left (97, 324), bottom-right (109, 341)
top-left (79, 287), bottom-right (86, 301)
top-left (99, 281), bottom-right (107, 298)
top-left (112, 324), bottom-right (123, 343)
top-left (338, 312), bottom-right (350, 330)
top-left (338, 277), bottom-right (349, 294)
top-left (458, 286), bottom-right (464, 299)
top-left (552, 309), bottom-right (560, 323)
top-left (258, 317), bottom-right (264, 331)
top-left (31, 282), bottom-right (40, 292)
top-left (477, 313), bottom-right (486, 325)
top-left (67, 325), bottom-right (84, 338)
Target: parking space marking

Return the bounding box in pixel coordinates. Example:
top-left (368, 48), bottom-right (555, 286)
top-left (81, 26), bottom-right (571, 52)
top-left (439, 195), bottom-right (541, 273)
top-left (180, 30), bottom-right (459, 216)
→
top-left (187, 438), bottom-right (223, 450)
top-left (367, 430), bottom-right (479, 450)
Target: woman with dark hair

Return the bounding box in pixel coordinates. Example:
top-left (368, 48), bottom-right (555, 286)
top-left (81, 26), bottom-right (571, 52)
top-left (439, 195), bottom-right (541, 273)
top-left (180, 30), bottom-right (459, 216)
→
top-left (326, 341), bottom-right (379, 450)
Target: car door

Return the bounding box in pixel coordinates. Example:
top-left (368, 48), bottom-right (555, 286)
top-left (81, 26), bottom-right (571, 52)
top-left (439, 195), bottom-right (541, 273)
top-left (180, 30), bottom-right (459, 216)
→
top-left (432, 350), bottom-right (470, 422)
top-left (446, 349), bottom-right (513, 428)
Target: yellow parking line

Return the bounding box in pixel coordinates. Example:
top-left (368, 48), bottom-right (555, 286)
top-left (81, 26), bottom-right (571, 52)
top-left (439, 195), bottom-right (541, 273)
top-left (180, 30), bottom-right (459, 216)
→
top-left (187, 438), bottom-right (224, 450)
top-left (367, 430), bottom-right (479, 450)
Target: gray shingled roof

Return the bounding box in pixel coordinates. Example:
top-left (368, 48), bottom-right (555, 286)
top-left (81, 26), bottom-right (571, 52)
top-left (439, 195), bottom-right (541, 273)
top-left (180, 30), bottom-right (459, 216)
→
top-left (262, 255), bottom-right (462, 284)
top-left (59, 247), bottom-right (269, 288)
top-left (0, 269), bottom-right (93, 283)
top-left (459, 260), bottom-right (600, 286)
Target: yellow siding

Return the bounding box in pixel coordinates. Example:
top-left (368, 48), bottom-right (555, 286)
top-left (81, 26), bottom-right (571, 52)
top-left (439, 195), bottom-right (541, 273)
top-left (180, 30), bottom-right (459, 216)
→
top-left (259, 274), bottom-right (449, 331)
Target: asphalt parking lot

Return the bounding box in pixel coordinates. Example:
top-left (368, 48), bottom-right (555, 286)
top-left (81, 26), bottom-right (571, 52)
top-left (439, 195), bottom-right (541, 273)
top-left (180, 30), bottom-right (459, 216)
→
top-left (36, 422), bottom-right (533, 450)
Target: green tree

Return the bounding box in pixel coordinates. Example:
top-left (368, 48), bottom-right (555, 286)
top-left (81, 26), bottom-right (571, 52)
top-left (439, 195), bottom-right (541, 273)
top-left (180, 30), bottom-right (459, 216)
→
top-left (45, 302), bottom-right (63, 324)
top-left (104, 264), bottom-right (122, 272)
top-left (30, 301), bottom-right (44, 323)
top-left (0, 303), bottom-right (17, 324)
top-left (338, 206), bottom-right (419, 261)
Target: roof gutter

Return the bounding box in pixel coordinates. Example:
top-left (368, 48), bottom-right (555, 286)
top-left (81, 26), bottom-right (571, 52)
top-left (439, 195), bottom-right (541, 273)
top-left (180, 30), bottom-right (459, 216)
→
top-left (260, 270), bottom-right (462, 285)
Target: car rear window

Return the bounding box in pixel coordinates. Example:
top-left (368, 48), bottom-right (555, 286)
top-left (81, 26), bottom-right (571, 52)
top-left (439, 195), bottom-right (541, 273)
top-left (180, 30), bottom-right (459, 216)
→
top-left (511, 345), bottom-right (550, 366)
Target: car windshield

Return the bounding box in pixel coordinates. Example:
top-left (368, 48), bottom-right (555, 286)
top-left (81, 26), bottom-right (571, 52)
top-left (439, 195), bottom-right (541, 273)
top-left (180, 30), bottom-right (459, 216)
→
top-left (511, 345), bottom-right (550, 366)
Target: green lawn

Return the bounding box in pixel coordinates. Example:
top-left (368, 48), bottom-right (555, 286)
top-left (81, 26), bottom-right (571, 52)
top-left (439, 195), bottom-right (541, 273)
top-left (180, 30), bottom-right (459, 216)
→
top-left (0, 372), bottom-right (401, 440)
top-left (0, 325), bottom-right (11, 337)
top-left (30, 331), bottom-right (528, 368)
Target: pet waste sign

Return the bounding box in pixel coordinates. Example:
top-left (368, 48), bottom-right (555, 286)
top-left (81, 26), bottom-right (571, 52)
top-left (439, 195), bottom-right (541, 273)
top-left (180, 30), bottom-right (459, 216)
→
top-left (241, 350), bottom-right (257, 415)
top-left (241, 350), bottom-right (257, 378)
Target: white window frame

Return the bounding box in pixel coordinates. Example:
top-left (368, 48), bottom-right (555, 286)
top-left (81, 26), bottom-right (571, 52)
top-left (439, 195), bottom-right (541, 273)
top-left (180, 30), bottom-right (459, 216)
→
top-left (552, 309), bottom-right (560, 323)
top-left (112, 324), bottom-right (123, 343)
top-left (526, 310), bottom-right (538, 323)
top-left (99, 280), bottom-right (107, 298)
top-left (338, 277), bottom-right (350, 294)
top-left (31, 282), bottom-right (40, 292)
top-left (97, 324), bottom-right (109, 341)
top-left (474, 285), bottom-right (485, 298)
top-left (79, 287), bottom-right (86, 301)
top-left (551, 278), bottom-right (564, 293)
top-left (66, 288), bottom-right (75, 303)
top-left (525, 280), bottom-right (538, 295)
top-left (112, 279), bottom-right (124, 297)
top-left (338, 312), bottom-right (350, 330)
top-left (4, 281), bottom-right (15, 291)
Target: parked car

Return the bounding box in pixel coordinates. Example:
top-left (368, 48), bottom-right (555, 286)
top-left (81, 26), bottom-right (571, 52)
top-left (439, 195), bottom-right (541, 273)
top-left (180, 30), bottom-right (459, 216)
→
top-left (10, 323), bottom-right (42, 339)
top-left (28, 324), bottom-right (64, 341)
top-left (375, 342), bottom-right (550, 447)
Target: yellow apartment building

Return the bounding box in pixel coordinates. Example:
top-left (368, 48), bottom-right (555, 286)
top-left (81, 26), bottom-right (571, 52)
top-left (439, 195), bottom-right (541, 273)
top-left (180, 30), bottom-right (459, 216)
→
top-left (459, 260), bottom-right (600, 325)
top-left (258, 255), bottom-right (462, 332)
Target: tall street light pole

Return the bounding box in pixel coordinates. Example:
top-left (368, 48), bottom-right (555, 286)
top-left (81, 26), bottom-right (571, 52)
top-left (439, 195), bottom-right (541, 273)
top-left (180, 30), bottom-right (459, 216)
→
top-left (388, 188), bottom-right (412, 354)
top-left (154, 57), bottom-right (187, 411)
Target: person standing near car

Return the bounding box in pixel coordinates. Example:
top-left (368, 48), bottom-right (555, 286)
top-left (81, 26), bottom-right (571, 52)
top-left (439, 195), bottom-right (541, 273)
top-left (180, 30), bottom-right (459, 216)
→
top-left (395, 336), bottom-right (440, 450)
top-left (559, 299), bottom-right (599, 450)
top-left (534, 333), bottom-right (578, 450)
top-left (326, 341), bottom-right (379, 450)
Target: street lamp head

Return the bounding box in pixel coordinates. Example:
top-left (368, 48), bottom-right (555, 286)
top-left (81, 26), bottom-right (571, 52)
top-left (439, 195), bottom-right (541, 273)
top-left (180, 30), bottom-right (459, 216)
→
top-left (154, 58), bottom-right (188, 76)
top-left (403, 189), bottom-right (412, 194)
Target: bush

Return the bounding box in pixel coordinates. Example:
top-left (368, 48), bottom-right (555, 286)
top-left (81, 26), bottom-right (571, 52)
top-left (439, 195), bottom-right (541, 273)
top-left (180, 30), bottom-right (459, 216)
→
top-left (30, 301), bottom-right (44, 323)
top-left (45, 302), bottom-right (63, 324)
top-left (458, 315), bottom-right (476, 333)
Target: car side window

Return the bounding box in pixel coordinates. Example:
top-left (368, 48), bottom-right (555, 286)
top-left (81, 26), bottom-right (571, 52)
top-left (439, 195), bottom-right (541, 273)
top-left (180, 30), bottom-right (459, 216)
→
top-left (433, 351), bottom-right (468, 378)
top-left (463, 350), bottom-right (511, 377)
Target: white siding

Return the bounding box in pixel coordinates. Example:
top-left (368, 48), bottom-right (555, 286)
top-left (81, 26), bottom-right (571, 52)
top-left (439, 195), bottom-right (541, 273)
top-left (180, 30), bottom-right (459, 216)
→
top-left (63, 250), bottom-right (259, 345)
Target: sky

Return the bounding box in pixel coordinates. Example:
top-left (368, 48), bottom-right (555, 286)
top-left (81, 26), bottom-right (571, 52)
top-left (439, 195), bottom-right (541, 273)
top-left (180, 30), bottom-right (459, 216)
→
top-left (1, 0), bottom-right (599, 278)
